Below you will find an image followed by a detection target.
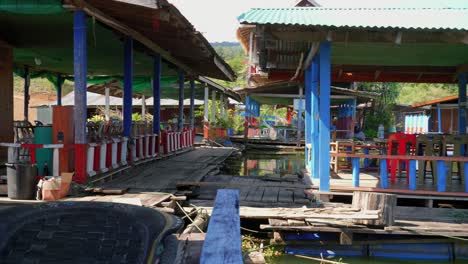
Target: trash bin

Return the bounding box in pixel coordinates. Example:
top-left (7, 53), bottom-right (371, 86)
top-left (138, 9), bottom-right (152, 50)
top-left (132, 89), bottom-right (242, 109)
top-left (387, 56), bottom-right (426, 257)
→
top-left (6, 162), bottom-right (37, 200)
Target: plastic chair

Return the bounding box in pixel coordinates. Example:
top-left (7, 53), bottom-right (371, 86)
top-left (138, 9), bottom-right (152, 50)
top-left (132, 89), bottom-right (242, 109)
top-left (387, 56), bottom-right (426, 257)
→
top-left (442, 135), bottom-right (468, 187)
top-left (387, 133), bottom-right (417, 184)
top-left (416, 134), bottom-right (443, 185)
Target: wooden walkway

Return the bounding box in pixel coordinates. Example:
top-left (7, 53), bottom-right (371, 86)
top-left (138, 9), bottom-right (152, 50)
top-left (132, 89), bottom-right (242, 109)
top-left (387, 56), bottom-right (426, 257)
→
top-left (181, 174), bottom-right (313, 208)
top-left (96, 147), bottom-right (234, 193)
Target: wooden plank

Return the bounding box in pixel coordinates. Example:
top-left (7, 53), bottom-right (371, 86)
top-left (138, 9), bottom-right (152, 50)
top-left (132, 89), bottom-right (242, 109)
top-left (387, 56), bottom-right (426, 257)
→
top-left (259, 225), bottom-right (468, 237)
top-left (278, 189), bottom-right (294, 204)
top-left (200, 190), bottom-right (242, 264)
top-left (176, 181), bottom-right (310, 190)
top-left (262, 187), bottom-right (280, 203)
top-left (340, 231), bottom-right (353, 245)
top-left (245, 187), bottom-right (265, 202)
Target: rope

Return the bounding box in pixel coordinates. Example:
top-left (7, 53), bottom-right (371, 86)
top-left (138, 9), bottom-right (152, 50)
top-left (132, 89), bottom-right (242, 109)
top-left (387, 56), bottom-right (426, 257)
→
top-left (175, 201), bottom-right (205, 233)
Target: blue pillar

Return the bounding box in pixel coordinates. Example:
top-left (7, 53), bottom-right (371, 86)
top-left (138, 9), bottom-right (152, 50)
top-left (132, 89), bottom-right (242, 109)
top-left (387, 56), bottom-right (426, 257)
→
top-left (153, 54), bottom-right (161, 134)
top-left (408, 160), bottom-right (417, 190)
top-left (380, 159), bottom-right (388, 189)
top-left (178, 70), bottom-right (185, 131)
top-left (318, 42), bottom-right (331, 191)
top-left (458, 73), bottom-right (467, 134)
top-left (123, 37), bottom-right (133, 137)
top-left (437, 160), bottom-right (446, 192)
top-left (57, 74), bottom-right (63, 106)
top-left (437, 103), bottom-right (442, 133)
top-left (73, 10), bottom-right (87, 144)
top-left (311, 56), bottom-right (320, 178)
top-left (305, 64), bottom-right (311, 169)
top-left (352, 158), bottom-right (360, 187)
top-left (464, 162), bottom-right (468, 192)
top-left (189, 79), bottom-right (195, 129)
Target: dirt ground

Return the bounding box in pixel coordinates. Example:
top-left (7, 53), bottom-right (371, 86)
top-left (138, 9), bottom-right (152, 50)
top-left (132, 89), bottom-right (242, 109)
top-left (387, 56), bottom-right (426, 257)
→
top-left (13, 92), bottom-right (56, 121)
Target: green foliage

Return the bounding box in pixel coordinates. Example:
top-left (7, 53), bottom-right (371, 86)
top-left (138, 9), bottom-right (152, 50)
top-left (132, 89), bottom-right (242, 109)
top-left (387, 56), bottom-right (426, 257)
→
top-left (359, 82), bottom-right (399, 137)
top-left (396, 83), bottom-right (457, 105)
top-left (212, 42), bottom-right (248, 89)
top-left (87, 115), bottom-right (104, 123)
top-left (14, 75), bottom-right (74, 95)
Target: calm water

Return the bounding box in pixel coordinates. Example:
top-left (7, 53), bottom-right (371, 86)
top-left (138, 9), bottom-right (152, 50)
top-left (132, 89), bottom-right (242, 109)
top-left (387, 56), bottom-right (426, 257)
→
top-left (223, 151), bottom-right (305, 176)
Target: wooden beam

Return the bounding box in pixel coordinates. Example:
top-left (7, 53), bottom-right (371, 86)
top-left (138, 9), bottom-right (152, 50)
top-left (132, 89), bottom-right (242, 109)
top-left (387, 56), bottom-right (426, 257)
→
top-left (302, 42), bottom-right (319, 71)
top-left (70, 0), bottom-right (194, 75)
top-left (200, 190), bottom-right (242, 264)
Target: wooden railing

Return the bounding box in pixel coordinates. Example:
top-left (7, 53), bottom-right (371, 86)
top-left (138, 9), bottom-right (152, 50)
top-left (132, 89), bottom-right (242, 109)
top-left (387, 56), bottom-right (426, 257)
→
top-left (330, 153), bottom-right (468, 193)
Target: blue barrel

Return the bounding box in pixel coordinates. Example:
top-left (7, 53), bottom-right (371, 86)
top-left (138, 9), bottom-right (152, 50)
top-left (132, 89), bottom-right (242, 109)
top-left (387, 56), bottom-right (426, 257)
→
top-left (33, 126), bottom-right (53, 176)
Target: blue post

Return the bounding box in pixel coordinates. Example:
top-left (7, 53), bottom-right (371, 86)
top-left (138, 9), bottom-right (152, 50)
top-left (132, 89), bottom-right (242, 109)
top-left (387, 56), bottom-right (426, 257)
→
top-left (409, 160), bottom-right (417, 190)
top-left (57, 74), bottom-right (63, 106)
top-left (437, 103), bottom-right (442, 133)
top-left (123, 37), bottom-right (133, 137)
top-left (380, 159), bottom-right (388, 189)
top-left (311, 56), bottom-right (319, 179)
top-left (352, 158), bottom-right (360, 187)
top-left (178, 70), bottom-right (184, 132)
top-left (153, 54), bottom-right (161, 134)
top-left (318, 42), bottom-right (331, 191)
top-left (200, 190), bottom-right (242, 263)
top-left (458, 73), bottom-right (467, 134)
top-left (464, 162), bottom-right (468, 192)
top-left (305, 68), bottom-right (311, 169)
top-left (73, 10), bottom-right (87, 144)
top-left (363, 148), bottom-right (370, 168)
top-left (189, 79), bottom-right (195, 129)
top-left (437, 160), bottom-right (446, 192)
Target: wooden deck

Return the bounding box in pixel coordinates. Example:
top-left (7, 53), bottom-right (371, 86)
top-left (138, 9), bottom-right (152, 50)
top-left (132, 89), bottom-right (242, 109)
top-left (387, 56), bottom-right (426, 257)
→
top-left (94, 146), bottom-right (234, 193)
top-left (310, 171), bottom-right (468, 199)
top-left (180, 174), bottom-right (313, 208)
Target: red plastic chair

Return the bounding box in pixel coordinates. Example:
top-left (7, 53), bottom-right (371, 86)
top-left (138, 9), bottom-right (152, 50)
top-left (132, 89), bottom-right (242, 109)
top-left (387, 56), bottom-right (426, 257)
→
top-left (387, 133), bottom-right (417, 184)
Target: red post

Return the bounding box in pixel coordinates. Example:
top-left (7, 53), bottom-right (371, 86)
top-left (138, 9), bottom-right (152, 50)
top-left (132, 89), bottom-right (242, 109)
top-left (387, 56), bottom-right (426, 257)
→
top-left (74, 144), bottom-right (87, 184)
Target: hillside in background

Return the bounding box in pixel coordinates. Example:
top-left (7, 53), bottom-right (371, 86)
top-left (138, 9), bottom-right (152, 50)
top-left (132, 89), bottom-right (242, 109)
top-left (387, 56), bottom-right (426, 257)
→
top-left (396, 83), bottom-right (457, 105)
top-left (212, 42), bottom-right (248, 89)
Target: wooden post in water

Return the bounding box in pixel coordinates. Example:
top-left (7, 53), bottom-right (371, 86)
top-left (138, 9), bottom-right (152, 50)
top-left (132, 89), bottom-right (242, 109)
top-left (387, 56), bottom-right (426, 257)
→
top-left (200, 189), bottom-right (242, 264)
top-left (352, 191), bottom-right (396, 227)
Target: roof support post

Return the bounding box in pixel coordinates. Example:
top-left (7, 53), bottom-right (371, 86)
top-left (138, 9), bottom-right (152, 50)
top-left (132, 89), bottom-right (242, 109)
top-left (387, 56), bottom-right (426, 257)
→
top-left (297, 86), bottom-right (303, 146)
top-left (305, 63), bottom-right (311, 171)
top-left (178, 70), bottom-right (185, 132)
top-left (23, 66), bottom-right (30, 121)
top-left (189, 80), bottom-right (195, 129)
top-left (73, 10), bottom-right (88, 184)
top-left (211, 90), bottom-right (216, 125)
top-left (244, 96), bottom-right (250, 141)
top-left (220, 94), bottom-right (225, 121)
top-left (459, 73), bottom-right (467, 135)
top-left (203, 84), bottom-right (209, 140)
top-left (319, 41), bottom-right (331, 191)
top-left (437, 103), bottom-right (442, 133)
top-left (307, 55), bottom-right (320, 179)
top-left (141, 94), bottom-right (146, 120)
top-left (153, 54), bottom-right (161, 135)
top-left (104, 84), bottom-right (110, 121)
top-left (123, 37), bottom-right (133, 138)
top-left (57, 74), bottom-right (63, 106)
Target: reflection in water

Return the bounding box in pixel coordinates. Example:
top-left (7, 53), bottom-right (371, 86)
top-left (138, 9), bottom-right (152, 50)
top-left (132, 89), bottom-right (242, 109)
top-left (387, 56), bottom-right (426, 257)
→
top-left (224, 151), bottom-right (305, 176)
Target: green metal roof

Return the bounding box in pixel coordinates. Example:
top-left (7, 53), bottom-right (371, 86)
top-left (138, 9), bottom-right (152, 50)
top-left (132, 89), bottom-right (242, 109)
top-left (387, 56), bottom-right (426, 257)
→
top-left (238, 7), bottom-right (468, 31)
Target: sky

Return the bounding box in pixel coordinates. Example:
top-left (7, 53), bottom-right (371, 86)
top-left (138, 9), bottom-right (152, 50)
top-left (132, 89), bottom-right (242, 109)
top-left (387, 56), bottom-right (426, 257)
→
top-left (168, 0), bottom-right (468, 42)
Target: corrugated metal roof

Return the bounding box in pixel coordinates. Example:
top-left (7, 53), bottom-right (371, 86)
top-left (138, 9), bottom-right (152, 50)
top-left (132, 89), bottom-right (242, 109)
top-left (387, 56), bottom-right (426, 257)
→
top-left (237, 7), bottom-right (468, 30)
